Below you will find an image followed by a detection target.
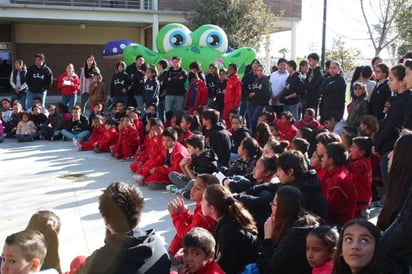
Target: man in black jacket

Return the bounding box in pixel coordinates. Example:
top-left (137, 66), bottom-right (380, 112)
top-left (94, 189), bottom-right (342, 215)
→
top-left (26, 53), bottom-right (53, 110)
top-left (305, 53), bottom-right (324, 117)
top-left (165, 56), bottom-right (187, 112)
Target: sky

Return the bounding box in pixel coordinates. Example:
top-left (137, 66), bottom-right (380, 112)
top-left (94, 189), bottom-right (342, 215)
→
top-left (266, 0), bottom-right (388, 62)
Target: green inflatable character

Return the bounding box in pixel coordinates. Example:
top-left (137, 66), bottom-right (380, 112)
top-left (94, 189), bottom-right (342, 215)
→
top-left (123, 23), bottom-right (256, 77)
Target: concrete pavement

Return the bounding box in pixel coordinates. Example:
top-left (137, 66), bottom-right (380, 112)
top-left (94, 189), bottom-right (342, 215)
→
top-left (0, 137), bottom-right (190, 271)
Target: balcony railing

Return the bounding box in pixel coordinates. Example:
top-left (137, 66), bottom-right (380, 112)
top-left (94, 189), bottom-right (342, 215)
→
top-left (10, 0), bottom-right (153, 10)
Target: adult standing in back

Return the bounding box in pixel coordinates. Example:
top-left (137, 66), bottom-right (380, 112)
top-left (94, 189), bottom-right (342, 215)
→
top-left (223, 63), bottom-right (242, 128)
top-left (305, 53), bottom-right (324, 117)
top-left (269, 58), bottom-right (289, 118)
top-left (79, 55), bottom-right (100, 113)
top-left (165, 56), bottom-right (187, 113)
top-left (126, 55), bottom-right (146, 112)
top-left (26, 53), bottom-right (53, 110)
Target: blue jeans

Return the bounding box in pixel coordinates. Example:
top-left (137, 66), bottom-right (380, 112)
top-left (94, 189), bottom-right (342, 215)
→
top-left (61, 129), bottom-right (91, 141)
top-left (62, 94), bottom-right (78, 111)
top-left (380, 151), bottom-right (390, 193)
top-left (39, 125), bottom-right (62, 140)
top-left (135, 95), bottom-right (145, 116)
top-left (11, 90), bottom-right (27, 110)
top-left (157, 97), bottom-right (166, 122)
top-left (27, 90), bottom-right (47, 110)
top-left (165, 95), bottom-right (185, 112)
top-left (240, 99), bottom-right (249, 126)
top-left (250, 104), bottom-right (264, 136)
top-left (284, 103), bottom-right (299, 122)
top-left (80, 93), bottom-right (89, 114)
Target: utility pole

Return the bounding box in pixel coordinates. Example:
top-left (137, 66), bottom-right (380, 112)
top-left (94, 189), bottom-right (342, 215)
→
top-left (321, 0), bottom-right (327, 68)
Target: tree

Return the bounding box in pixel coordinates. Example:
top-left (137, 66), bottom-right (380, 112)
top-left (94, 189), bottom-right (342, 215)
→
top-left (185, 0), bottom-right (277, 49)
top-left (395, 2), bottom-right (412, 57)
top-left (360, 0), bottom-right (411, 56)
top-left (279, 48), bottom-right (289, 58)
top-left (325, 36), bottom-right (360, 72)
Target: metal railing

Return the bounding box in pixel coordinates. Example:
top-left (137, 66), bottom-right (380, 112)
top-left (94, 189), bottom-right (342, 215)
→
top-left (10, 0), bottom-right (153, 10)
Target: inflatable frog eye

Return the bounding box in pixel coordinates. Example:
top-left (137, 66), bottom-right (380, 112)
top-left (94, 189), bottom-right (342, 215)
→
top-left (195, 25), bottom-right (228, 54)
top-left (157, 23), bottom-right (193, 53)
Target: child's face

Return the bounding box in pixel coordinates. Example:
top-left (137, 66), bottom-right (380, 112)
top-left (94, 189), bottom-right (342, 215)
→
top-left (306, 234), bottom-right (334, 268)
top-left (182, 246), bottom-right (210, 273)
top-left (341, 224), bottom-right (376, 273)
top-left (354, 85), bottom-right (365, 97)
top-left (21, 115), bottom-right (29, 121)
top-left (257, 115), bottom-right (267, 124)
top-left (145, 70), bottom-right (153, 79)
top-left (321, 152), bottom-right (333, 170)
top-left (311, 151), bottom-right (322, 169)
top-left (277, 167), bottom-right (294, 184)
top-left (389, 70), bottom-right (405, 93)
top-left (105, 124), bottom-right (113, 130)
top-left (190, 178), bottom-right (206, 202)
top-left (187, 144), bottom-right (200, 156)
top-left (303, 112), bottom-right (312, 121)
top-left (270, 195), bottom-right (278, 217)
top-left (252, 159), bottom-right (267, 182)
top-left (32, 107), bottom-right (41, 115)
top-left (280, 115), bottom-right (288, 125)
top-left (231, 118), bottom-right (241, 131)
top-left (349, 143), bottom-right (364, 160)
top-left (162, 136), bottom-right (175, 149)
top-left (218, 71), bottom-right (227, 81)
top-left (147, 106), bottom-right (156, 114)
top-left (180, 118), bottom-right (189, 130)
top-left (262, 144), bottom-right (275, 158)
top-left (1, 244), bottom-right (38, 274)
top-left (93, 105), bottom-right (102, 113)
top-left (116, 103), bottom-right (124, 112)
top-left (316, 143), bottom-right (327, 157)
top-left (123, 118), bottom-right (131, 128)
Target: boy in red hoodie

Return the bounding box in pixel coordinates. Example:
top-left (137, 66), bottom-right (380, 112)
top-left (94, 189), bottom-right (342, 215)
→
top-left (347, 136), bottom-right (373, 219)
top-left (321, 142), bottom-right (357, 227)
top-left (223, 64), bottom-right (242, 128)
top-left (296, 108), bottom-right (321, 132)
top-left (175, 227), bottom-right (224, 274)
top-left (94, 118), bottom-right (118, 153)
top-left (111, 116), bottom-right (139, 160)
top-left (132, 127), bottom-right (190, 189)
top-left (168, 174), bottom-right (218, 258)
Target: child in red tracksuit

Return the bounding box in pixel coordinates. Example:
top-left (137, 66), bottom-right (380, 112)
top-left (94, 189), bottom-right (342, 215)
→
top-left (320, 142), bottom-right (357, 227)
top-left (223, 64), bottom-right (242, 128)
top-left (278, 111), bottom-right (298, 144)
top-left (111, 116), bottom-right (139, 160)
top-left (347, 137), bottom-right (373, 219)
top-left (94, 118), bottom-right (118, 153)
top-left (77, 115), bottom-right (105, 151)
top-left (168, 174), bottom-right (218, 258)
top-left (185, 72), bottom-right (208, 114)
top-left (171, 227), bottom-right (224, 274)
top-left (132, 127), bottom-right (190, 190)
top-left (130, 117), bottom-right (164, 173)
top-left (130, 110), bottom-right (144, 147)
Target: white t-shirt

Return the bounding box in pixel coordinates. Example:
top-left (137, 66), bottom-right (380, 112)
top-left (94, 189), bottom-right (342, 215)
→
top-left (269, 70), bottom-right (289, 105)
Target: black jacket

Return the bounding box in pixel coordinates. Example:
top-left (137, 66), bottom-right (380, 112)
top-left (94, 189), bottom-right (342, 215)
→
top-left (143, 79), bottom-right (159, 105)
top-left (80, 230), bottom-right (171, 274)
top-left (369, 79), bottom-right (391, 120)
top-left (215, 215), bottom-right (260, 274)
top-left (320, 74), bottom-right (347, 121)
top-left (241, 71), bottom-right (255, 100)
top-left (257, 220), bottom-right (316, 274)
top-left (375, 90), bottom-right (412, 154)
top-left (26, 63), bottom-right (53, 93)
top-left (126, 63), bottom-right (145, 96)
top-left (206, 73), bottom-right (219, 98)
top-left (110, 72), bottom-right (132, 97)
top-left (230, 127), bottom-right (251, 153)
top-left (191, 147), bottom-right (218, 175)
top-left (281, 71), bottom-right (305, 105)
top-left (250, 76), bottom-right (272, 105)
top-left (30, 113), bottom-right (48, 127)
top-left (305, 66), bottom-right (324, 106)
top-left (64, 115), bottom-right (90, 133)
top-left (290, 170), bottom-right (328, 221)
top-left (207, 123), bottom-right (231, 168)
top-left (164, 68), bottom-right (187, 96)
top-left (215, 79), bottom-right (227, 112)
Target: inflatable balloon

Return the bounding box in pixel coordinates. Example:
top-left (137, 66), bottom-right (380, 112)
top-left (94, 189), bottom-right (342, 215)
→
top-left (122, 24), bottom-right (256, 77)
top-left (103, 39), bottom-right (135, 60)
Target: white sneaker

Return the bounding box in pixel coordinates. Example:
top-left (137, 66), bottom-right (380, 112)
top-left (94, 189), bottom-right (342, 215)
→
top-left (166, 184), bottom-right (180, 193)
top-left (72, 137), bottom-right (78, 147)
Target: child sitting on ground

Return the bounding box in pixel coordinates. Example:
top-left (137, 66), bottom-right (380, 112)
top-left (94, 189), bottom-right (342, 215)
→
top-left (75, 115), bottom-right (105, 151)
top-left (347, 136), bottom-right (373, 219)
top-left (16, 112), bottom-right (36, 142)
top-left (175, 227), bottom-right (224, 274)
top-left (111, 115), bottom-right (139, 160)
top-left (306, 225), bottom-right (338, 274)
top-left (1, 230), bottom-right (48, 274)
top-left (93, 118), bottom-right (118, 153)
top-left (132, 127), bottom-right (190, 190)
top-left (168, 174), bottom-right (219, 259)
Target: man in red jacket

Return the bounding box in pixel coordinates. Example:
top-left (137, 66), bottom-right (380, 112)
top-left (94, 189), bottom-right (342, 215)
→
top-left (223, 64), bottom-right (242, 128)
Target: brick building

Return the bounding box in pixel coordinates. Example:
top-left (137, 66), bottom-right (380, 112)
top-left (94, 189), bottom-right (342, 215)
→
top-left (0, 0), bottom-right (301, 93)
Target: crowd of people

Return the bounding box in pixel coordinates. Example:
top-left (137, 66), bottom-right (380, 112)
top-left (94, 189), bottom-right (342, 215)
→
top-left (1, 50), bottom-right (412, 274)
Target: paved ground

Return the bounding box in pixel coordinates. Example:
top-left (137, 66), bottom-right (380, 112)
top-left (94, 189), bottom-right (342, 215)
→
top-left (0, 137), bottom-right (190, 271)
